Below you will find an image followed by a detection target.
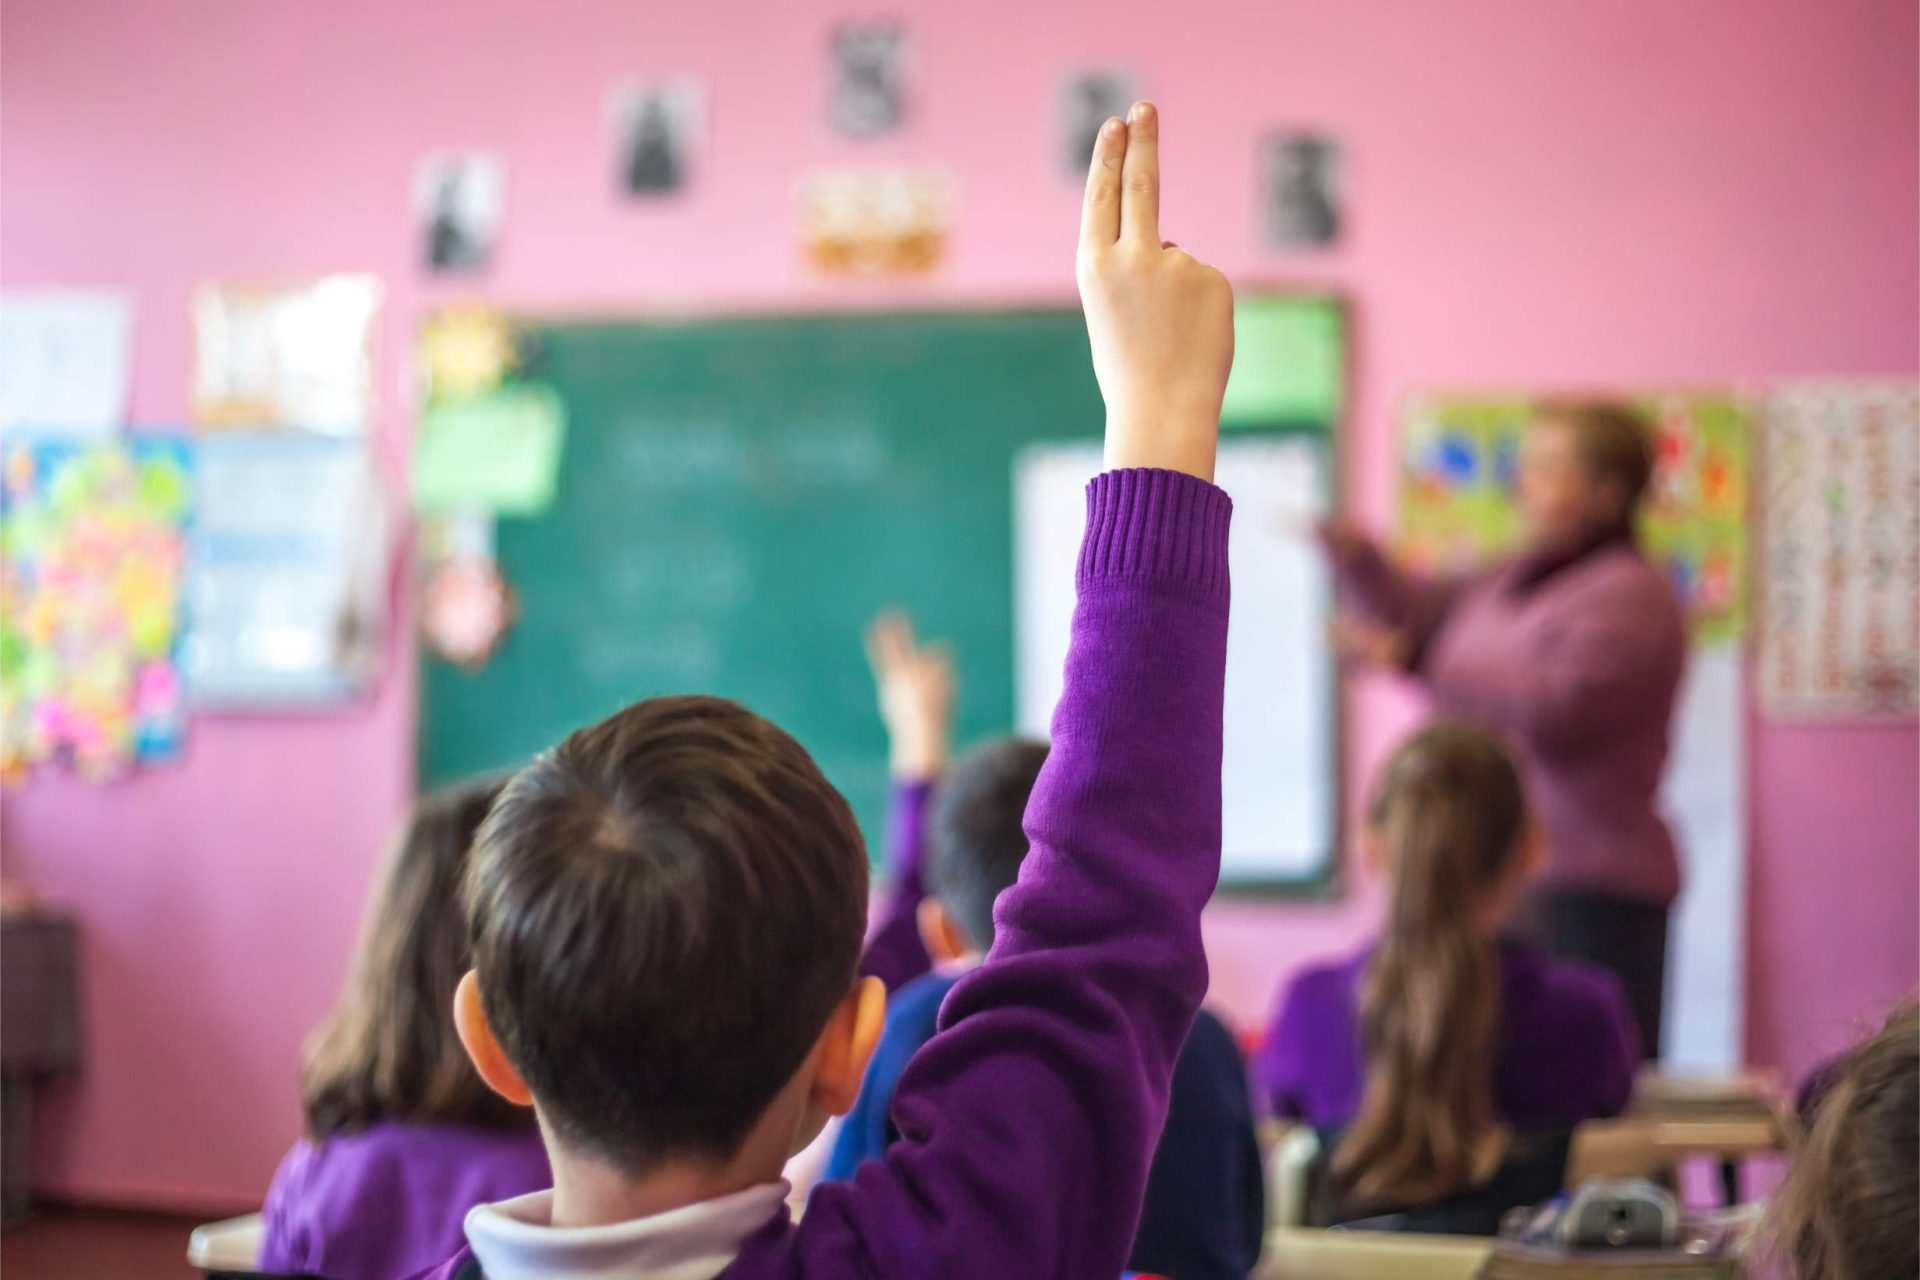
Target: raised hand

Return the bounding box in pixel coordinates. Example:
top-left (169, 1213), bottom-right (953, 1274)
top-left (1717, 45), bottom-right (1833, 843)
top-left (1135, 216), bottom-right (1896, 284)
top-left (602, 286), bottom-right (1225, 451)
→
top-left (1076, 102), bottom-right (1235, 483)
top-left (1314, 518), bottom-right (1376, 570)
top-left (1329, 612), bottom-right (1410, 671)
top-left (864, 611), bottom-right (955, 782)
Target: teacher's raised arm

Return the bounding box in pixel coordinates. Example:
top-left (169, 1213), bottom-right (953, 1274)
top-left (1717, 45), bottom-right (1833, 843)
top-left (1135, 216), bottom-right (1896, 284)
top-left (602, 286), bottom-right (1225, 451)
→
top-left (1317, 401), bottom-right (1686, 1062)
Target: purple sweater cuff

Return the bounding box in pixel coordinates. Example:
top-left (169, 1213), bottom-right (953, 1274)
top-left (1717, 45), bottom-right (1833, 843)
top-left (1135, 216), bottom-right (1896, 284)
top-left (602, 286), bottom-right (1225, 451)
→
top-left (1080, 468), bottom-right (1233, 603)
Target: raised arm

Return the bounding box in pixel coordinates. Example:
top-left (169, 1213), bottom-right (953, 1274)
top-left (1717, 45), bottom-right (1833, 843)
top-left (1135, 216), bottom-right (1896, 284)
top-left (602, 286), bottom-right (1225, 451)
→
top-left (857, 613), bottom-right (952, 993)
top-left (748, 102), bottom-right (1237, 1279)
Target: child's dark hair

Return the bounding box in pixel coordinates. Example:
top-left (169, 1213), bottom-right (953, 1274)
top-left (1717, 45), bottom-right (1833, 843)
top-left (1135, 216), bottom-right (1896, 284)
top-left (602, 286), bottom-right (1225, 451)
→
top-left (302, 777), bottom-right (522, 1139)
top-left (1771, 1000), bottom-right (1918, 1280)
top-left (466, 695), bottom-right (869, 1174)
top-left (926, 737), bottom-right (1050, 950)
top-left (1333, 720), bottom-right (1528, 1211)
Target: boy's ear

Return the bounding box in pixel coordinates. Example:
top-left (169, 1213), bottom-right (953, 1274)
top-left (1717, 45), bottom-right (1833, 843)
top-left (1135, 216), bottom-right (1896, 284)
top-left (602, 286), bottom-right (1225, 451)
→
top-left (453, 970), bottom-right (536, 1108)
top-left (810, 976), bottom-right (888, 1118)
top-left (917, 897), bottom-right (975, 965)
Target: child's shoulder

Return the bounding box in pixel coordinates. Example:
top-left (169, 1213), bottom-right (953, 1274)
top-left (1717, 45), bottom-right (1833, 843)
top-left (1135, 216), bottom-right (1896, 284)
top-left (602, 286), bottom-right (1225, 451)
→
top-left (1281, 949), bottom-right (1368, 1007)
top-left (1503, 946), bottom-right (1634, 1038)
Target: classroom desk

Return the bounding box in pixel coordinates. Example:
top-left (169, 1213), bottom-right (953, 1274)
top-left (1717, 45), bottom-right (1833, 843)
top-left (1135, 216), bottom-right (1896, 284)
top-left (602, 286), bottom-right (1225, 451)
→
top-left (1255, 1228), bottom-right (1492, 1280)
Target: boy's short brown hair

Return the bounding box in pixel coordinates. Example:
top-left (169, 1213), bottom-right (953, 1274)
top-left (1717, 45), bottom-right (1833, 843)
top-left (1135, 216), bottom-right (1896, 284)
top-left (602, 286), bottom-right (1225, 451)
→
top-left (466, 695), bottom-right (869, 1173)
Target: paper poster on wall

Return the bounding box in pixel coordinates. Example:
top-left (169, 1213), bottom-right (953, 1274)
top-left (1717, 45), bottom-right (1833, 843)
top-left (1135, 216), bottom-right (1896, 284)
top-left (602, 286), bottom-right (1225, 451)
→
top-left (192, 276), bottom-right (381, 433)
top-left (1060, 70), bottom-right (1137, 175)
top-left (1261, 132), bottom-right (1341, 250)
top-left (418, 305), bottom-right (516, 404)
top-left (610, 81), bottom-right (701, 197)
top-left (1220, 296), bottom-right (1345, 428)
top-left (1017, 437), bottom-right (1336, 887)
top-left (413, 384), bottom-right (567, 517)
top-left (0, 290), bottom-right (134, 442)
top-left (1758, 380), bottom-right (1919, 719)
top-left (828, 20), bottom-right (907, 138)
top-left (1398, 391), bottom-right (1749, 645)
top-left (416, 151), bottom-right (506, 275)
top-left (186, 432), bottom-right (387, 707)
top-left (0, 438), bottom-right (192, 780)
top-left (798, 169), bottom-right (950, 275)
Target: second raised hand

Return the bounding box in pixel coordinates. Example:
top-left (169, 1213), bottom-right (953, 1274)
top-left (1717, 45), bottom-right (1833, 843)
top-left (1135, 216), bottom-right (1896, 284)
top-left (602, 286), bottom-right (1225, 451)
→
top-left (1076, 102), bottom-right (1235, 483)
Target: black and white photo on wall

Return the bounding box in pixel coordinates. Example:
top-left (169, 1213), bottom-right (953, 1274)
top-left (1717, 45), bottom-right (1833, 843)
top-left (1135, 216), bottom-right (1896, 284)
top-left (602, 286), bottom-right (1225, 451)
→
top-left (612, 80), bottom-right (701, 196)
top-left (828, 20), bottom-right (907, 137)
top-left (1060, 70), bottom-right (1138, 176)
top-left (1262, 131), bottom-right (1341, 249)
top-left (415, 151), bottom-right (505, 274)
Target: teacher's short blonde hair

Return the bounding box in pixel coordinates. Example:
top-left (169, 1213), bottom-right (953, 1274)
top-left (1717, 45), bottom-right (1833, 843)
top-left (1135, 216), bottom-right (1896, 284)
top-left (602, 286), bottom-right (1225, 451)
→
top-left (1533, 399), bottom-right (1656, 518)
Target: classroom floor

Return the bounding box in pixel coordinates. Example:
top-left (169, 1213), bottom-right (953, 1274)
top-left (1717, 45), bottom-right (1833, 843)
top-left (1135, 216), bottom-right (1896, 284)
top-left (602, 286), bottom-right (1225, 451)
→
top-left (1, 1206), bottom-right (205, 1280)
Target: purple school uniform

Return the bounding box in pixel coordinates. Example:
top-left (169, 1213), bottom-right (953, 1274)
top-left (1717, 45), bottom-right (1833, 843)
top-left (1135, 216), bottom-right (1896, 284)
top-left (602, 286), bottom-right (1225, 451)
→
top-left (405, 467), bottom-right (1233, 1280)
top-left (858, 779), bottom-right (934, 994)
top-left (260, 1122), bottom-right (550, 1280)
top-left (1251, 943), bottom-right (1640, 1130)
top-left (1337, 536), bottom-right (1687, 905)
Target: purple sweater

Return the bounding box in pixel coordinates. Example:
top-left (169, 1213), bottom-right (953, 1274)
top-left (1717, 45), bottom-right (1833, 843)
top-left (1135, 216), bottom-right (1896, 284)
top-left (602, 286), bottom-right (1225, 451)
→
top-left (859, 779), bottom-right (935, 995)
top-left (1340, 537), bottom-right (1687, 904)
top-left (260, 1122), bottom-right (550, 1280)
top-left (1251, 943), bottom-right (1640, 1130)
top-left (405, 467), bottom-right (1232, 1280)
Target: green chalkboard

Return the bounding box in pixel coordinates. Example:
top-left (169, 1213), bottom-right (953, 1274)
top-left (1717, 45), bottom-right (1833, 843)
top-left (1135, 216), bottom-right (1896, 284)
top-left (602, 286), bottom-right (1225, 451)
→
top-left (419, 302), bottom-right (1341, 859)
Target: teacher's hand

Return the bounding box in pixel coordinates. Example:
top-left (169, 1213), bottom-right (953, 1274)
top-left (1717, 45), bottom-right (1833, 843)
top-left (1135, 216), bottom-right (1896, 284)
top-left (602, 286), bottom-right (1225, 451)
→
top-left (1314, 518), bottom-right (1375, 570)
top-left (1330, 611), bottom-right (1410, 671)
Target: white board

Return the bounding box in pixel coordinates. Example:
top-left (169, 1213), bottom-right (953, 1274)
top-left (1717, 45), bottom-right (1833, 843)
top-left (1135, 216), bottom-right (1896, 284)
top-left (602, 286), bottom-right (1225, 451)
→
top-left (1015, 438), bottom-right (1336, 886)
top-left (1660, 645), bottom-right (1747, 1072)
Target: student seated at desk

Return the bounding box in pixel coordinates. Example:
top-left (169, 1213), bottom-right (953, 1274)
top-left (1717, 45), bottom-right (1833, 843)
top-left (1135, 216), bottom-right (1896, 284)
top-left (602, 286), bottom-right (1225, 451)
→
top-left (259, 780), bottom-right (550, 1280)
top-left (405, 100), bottom-right (1241, 1280)
top-left (824, 617), bottom-right (1263, 1280)
top-left (1252, 722), bottom-right (1637, 1225)
top-left (1771, 1000), bottom-right (1917, 1280)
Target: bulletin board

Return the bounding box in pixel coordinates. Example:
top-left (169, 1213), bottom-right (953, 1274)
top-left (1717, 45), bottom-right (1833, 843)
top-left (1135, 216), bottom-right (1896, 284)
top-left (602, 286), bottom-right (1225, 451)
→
top-left (418, 299), bottom-right (1344, 888)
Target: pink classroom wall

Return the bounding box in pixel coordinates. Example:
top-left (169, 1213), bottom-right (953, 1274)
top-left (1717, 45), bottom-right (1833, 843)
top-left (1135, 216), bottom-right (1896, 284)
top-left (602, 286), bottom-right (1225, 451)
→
top-left (1, 0), bottom-right (1914, 1208)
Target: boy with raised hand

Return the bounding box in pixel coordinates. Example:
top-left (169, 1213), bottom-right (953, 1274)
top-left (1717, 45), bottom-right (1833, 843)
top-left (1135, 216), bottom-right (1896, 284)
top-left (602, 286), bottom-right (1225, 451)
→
top-left (412, 100), bottom-right (1236, 1279)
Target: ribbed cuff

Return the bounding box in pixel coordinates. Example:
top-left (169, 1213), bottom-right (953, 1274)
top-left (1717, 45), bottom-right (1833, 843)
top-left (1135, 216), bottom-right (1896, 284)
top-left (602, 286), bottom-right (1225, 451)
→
top-left (1079, 468), bottom-right (1232, 602)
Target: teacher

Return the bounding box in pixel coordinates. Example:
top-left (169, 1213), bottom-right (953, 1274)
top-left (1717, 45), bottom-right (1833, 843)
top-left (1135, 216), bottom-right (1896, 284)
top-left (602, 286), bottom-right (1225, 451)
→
top-left (1322, 401), bottom-right (1685, 1060)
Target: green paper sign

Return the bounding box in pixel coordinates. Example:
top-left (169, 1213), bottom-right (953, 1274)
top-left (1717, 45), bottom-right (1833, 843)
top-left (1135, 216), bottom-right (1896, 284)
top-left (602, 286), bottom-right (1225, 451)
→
top-left (1219, 296), bottom-right (1344, 429)
top-left (413, 384), bottom-right (567, 517)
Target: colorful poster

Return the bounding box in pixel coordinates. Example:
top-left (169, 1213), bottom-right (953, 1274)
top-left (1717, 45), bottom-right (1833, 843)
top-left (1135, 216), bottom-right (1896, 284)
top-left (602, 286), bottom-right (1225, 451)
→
top-left (0, 439), bottom-right (193, 780)
top-left (1397, 391), bottom-right (1749, 645)
top-left (1758, 381), bottom-right (1919, 719)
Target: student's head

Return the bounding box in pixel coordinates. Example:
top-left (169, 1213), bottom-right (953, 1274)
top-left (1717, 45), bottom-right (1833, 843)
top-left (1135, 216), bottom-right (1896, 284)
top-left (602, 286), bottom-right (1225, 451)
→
top-left (1518, 399), bottom-right (1654, 554)
top-left (918, 737), bottom-right (1050, 962)
top-left (1333, 721), bottom-right (1534, 1211)
top-left (450, 695), bottom-right (886, 1183)
top-left (1773, 1001), bottom-right (1919, 1280)
top-left (300, 776), bottom-right (518, 1139)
